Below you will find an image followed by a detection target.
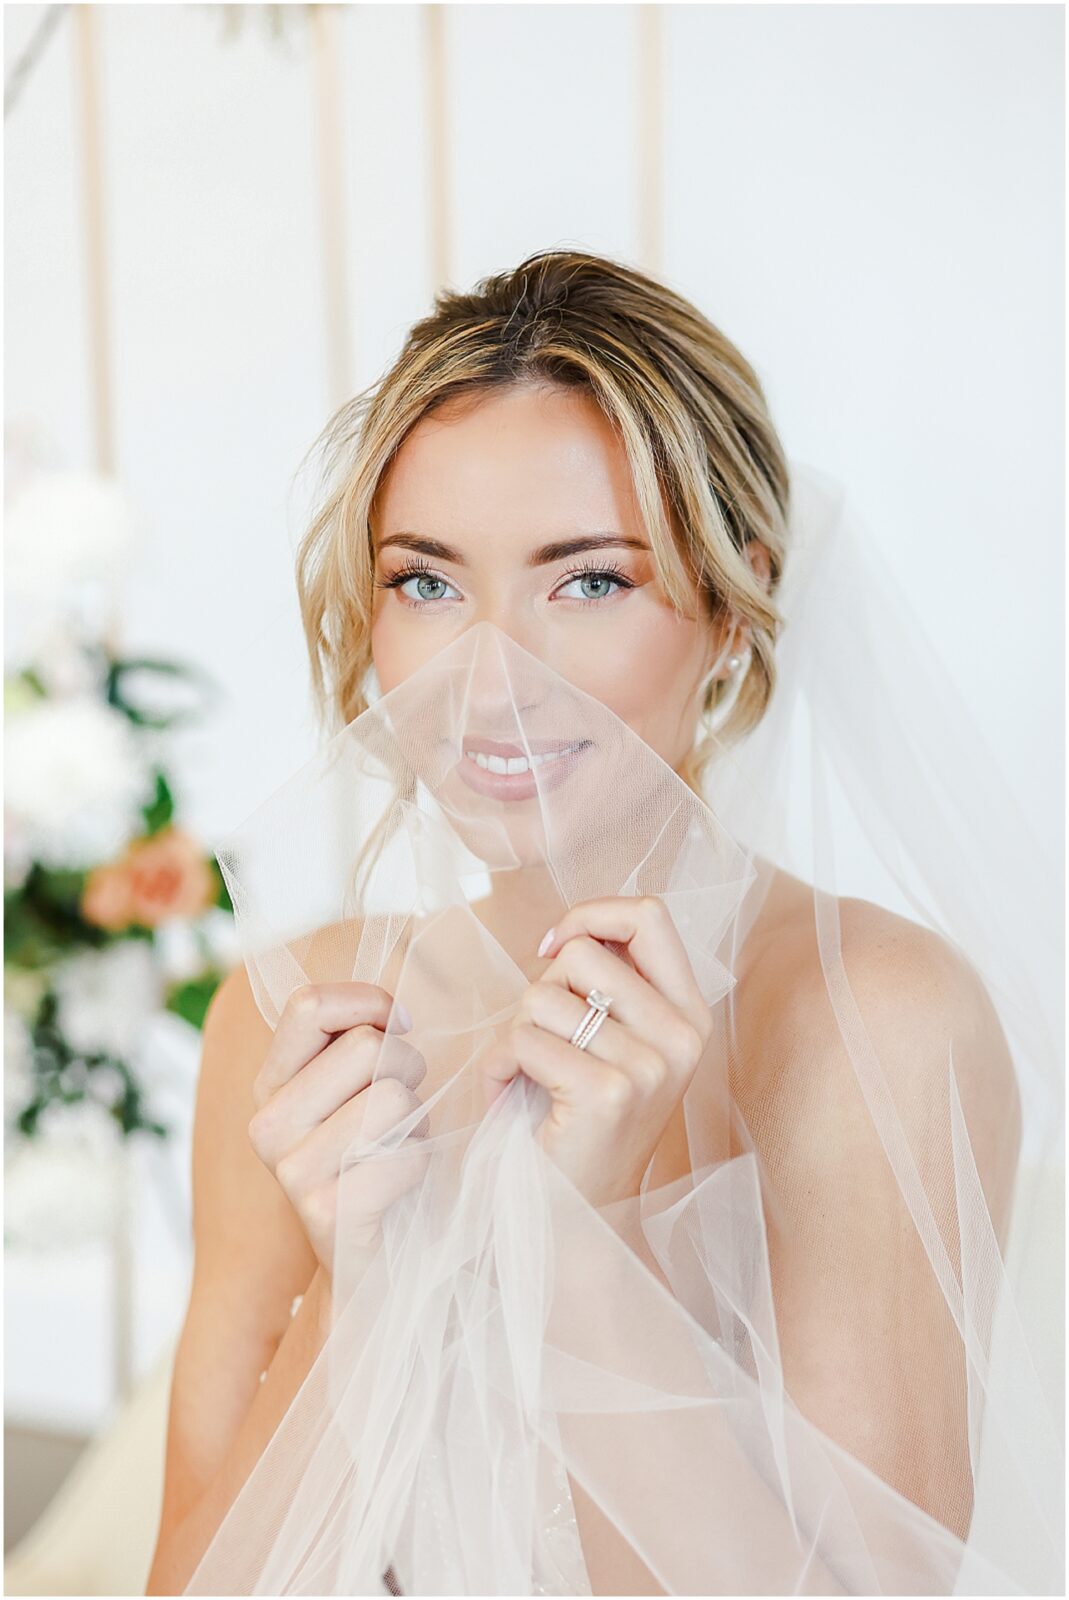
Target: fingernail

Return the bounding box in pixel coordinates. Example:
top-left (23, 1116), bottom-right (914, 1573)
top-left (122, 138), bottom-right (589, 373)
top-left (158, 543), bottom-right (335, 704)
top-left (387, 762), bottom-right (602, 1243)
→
top-left (537, 928), bottom-right (555, 958)
top-left (388, 1000), bottom-right (413, 1033)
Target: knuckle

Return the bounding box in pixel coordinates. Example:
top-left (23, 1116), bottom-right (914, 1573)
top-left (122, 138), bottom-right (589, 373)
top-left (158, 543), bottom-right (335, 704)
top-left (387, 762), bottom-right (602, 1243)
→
top-left (635, 1049), bottom-right (668, 1093)
top-left (300, 1183), bottom-right (335, 1238)
top-left (286, 983), bottom-right (321, 1019)
top-left (640, 894), bottom-right (669, 924)
top-left (670, 1019), bottom-right (704, 1066)
top-left (344, 1022), bottom-right (383, 1058)
top-left (596, 1069), bottom-right (634, 1115)
top-left (274, 1148), bottom-right (303, 1195)
top-left (247, 1103), bottom-right (276, 1158)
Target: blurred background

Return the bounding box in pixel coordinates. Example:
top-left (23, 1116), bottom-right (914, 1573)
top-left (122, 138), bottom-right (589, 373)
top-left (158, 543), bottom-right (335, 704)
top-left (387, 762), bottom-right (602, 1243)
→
top-left (3, 2), bottom-right (1063, 1593)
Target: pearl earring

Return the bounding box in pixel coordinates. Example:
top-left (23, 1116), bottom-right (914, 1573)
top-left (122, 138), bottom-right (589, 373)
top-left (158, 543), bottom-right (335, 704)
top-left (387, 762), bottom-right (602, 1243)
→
top-left (726, 653), bottom-right (743, 674)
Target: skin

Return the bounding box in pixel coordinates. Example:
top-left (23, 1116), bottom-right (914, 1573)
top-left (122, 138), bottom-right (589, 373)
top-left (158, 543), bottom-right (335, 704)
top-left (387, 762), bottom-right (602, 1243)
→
top-left (369, 381), bottom-right (742, 772)
top-left (147, 382), bottom-right (1020, 1595)
top-left (366, 375), bottom-right (770, 971)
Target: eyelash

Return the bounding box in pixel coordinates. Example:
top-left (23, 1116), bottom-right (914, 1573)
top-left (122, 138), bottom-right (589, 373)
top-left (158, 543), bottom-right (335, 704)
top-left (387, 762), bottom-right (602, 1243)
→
top-left (374, 557), bottom-right (636, 608)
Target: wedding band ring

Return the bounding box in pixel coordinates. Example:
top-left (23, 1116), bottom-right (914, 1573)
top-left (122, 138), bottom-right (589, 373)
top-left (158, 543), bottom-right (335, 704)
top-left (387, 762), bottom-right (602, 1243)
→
top-left (569, 988), bottom-right (613, 1052)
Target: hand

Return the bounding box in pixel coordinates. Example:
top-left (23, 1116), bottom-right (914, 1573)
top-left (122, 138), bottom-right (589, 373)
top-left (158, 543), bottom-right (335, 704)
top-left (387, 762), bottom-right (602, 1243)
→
top-left (478, 896), bottom-right (712, 1208)
top-left (248, 981), bottom-right (430, 1280)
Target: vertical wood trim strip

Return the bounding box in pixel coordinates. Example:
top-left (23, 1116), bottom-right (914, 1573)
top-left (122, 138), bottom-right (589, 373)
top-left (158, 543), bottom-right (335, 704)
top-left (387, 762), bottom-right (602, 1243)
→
top-left (74, 4), bottom-right (115, 476)
top-left (311, 3), bottom-right (354, 408)
top-left (425, 4), bottom-right (450, 293)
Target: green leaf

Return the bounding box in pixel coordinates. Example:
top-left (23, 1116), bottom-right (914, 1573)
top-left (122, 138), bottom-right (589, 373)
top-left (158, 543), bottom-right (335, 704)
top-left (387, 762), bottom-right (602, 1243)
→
top-left (105, 655), bottom-right (218, 730)
top-left (4, 865), bottom-right (104, 965)
top-left (5, 671), bottom-right (47, 712)
top-left (141, 770), bottom-right (175, 835)
top-left (33, 863), bottom-right (90, 907)
top-left (16, 1099), bottom-right (44, 1137)
top-left (165, 969), bottom-right (224, 1031)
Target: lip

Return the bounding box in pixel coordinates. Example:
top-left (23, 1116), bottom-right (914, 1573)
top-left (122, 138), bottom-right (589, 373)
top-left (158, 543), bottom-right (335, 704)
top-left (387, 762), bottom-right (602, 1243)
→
top-left (462, 735), bottom-right (582, 758)
top-left (455, 735), bottom-right (592, 802)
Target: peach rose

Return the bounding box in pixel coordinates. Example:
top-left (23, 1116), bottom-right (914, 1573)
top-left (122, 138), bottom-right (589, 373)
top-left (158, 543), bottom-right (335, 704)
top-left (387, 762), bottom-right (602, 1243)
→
top-left (81, 862), bottom-right (134, 931)
top-left (82, 827), bottom-right (215, 930)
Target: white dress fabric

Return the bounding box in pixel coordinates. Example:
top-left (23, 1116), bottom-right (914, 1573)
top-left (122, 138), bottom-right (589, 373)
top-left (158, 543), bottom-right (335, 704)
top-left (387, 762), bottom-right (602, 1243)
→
top-left (183, 462), bottom-right (1063, 1595)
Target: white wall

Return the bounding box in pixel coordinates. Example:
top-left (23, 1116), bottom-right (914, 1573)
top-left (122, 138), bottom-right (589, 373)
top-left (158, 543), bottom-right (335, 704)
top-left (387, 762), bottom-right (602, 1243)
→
top-left (5, 2), bottom-right (1063, 853)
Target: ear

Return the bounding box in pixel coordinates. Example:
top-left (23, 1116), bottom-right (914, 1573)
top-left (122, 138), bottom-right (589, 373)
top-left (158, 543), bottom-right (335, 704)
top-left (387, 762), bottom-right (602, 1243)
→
top-left (744, 538), bottom-right (771, 591)
top-left (701, 540), bottom-right (770, 680)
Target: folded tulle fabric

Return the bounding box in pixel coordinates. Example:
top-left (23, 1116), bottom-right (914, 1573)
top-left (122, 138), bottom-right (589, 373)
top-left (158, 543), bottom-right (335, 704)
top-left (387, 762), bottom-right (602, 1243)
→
top-left (184, 461), bottom-right (1063, 1595)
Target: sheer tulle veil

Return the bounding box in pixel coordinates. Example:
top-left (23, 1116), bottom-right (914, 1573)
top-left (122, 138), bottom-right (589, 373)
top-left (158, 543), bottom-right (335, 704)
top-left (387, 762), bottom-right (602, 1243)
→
top-left (184, 459), bottom-right (1063, 1595)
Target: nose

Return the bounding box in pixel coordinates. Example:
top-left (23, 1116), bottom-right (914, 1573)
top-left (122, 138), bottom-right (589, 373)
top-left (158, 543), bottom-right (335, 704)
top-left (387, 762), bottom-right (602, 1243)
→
top-left (460, 616), bottom-right (545, 735)
top-left (461, 599), bottom-right (554, 676)
top-left (464, 600), bottom-right (542, 660)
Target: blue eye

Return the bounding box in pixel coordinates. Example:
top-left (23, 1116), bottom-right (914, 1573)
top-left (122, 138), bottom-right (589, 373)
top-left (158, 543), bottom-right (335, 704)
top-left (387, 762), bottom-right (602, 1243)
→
top-left (375, 558), bottom-right (636, 609)
top-left (376, 562), bottom-right (460, 605)
top-left (554, 563), bottom-right (635, 604)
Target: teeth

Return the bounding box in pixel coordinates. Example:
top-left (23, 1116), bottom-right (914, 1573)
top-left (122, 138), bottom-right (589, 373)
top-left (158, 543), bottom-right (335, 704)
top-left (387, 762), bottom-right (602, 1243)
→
top-left (465, 742), bottom-right (583, 775)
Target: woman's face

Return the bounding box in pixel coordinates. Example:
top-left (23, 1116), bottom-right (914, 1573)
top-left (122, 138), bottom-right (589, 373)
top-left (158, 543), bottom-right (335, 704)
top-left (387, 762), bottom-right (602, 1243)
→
top-left (370, 383), bottom-right (727, 790)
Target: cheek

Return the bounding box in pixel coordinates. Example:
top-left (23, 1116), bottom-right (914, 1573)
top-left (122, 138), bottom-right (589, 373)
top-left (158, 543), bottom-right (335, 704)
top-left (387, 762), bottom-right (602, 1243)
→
top-left (556, 607), bottom-right (707, 750)
top-left (370, 612), bottom-right (440, 696)
top-left (370, 597), bottom-right (709, 759)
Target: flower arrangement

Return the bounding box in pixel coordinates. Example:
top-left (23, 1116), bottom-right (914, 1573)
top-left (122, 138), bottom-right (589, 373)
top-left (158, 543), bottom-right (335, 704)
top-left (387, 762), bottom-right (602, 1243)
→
top-left (4, 462), bottom-right (237, 1148)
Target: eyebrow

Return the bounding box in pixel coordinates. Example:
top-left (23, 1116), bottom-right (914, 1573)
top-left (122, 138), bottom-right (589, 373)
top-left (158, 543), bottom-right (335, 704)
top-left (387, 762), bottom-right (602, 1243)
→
top-left (374, 531), bottom-right (650, 567)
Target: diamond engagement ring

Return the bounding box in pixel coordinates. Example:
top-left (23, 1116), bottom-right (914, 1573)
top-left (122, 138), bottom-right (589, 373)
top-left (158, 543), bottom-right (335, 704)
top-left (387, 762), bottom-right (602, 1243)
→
top-left (569, 988), bottom-right (613, 1051)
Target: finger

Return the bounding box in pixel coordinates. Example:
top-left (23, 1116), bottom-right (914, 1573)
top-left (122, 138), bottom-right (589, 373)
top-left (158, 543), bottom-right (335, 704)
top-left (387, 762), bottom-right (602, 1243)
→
top-left (280, 1077), bottom-right (428, 1195)
top-left (538, 897), bottom-right (707, 1023)
top-left (256, 981), bottom-right (411, 1105)
top-left (540, 934), bottom-right (687, 1059)
top-left (250, 1029), bottom-right (427, 1163)
top-left (520, 980), bottom-right (633, 1066)
top-left (480, 1020), bottom-right (623, 1113)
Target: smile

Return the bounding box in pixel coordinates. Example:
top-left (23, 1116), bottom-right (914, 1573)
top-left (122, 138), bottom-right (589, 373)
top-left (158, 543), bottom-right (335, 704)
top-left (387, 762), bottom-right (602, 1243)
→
top-left (455, 737), bottom-right (592, 801)
top-left (464, 741), bottom-right (584, 774)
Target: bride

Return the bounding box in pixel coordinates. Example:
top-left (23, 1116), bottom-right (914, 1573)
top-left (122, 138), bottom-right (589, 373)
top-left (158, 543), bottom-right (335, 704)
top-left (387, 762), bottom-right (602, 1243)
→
top-left (146, 251), bottom-right (1058, 1595)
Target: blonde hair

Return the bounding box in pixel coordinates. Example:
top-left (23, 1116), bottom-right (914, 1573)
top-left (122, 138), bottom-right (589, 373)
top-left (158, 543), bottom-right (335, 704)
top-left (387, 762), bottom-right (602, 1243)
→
top-left (294, 248), bottom-right (791, 791)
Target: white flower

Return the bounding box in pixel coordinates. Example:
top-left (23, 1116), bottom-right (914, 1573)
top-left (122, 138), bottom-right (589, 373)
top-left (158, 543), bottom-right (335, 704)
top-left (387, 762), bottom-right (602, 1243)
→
top-left (34, 627), bottom-right (103, 697)
top-left (84, 1060), bottom-right (129, 1104)
top-left (200, 907), bottom-right (242, 968)
top-left (5, 472), bottom-right (137, 594)
top-left (153, 908), bottom-right (240, 983)
top-left (4, 697), bottom-right (149, 868)
top-left (4, 1099), bottom-right (122, 1250)
top-left (52, 940), bottom-right (163, 1060)
top-left (152, 919), bottom-right (204, 983)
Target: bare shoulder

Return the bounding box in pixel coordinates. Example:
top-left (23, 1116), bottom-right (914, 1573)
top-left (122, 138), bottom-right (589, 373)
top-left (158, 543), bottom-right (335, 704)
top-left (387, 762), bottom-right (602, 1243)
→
top-left (738, 877), bottom-right (1021, 1239)
top-left (742, 872), bottom-right (1009, 1057)
top-left (778, 891), bottom-right (997, 1029)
